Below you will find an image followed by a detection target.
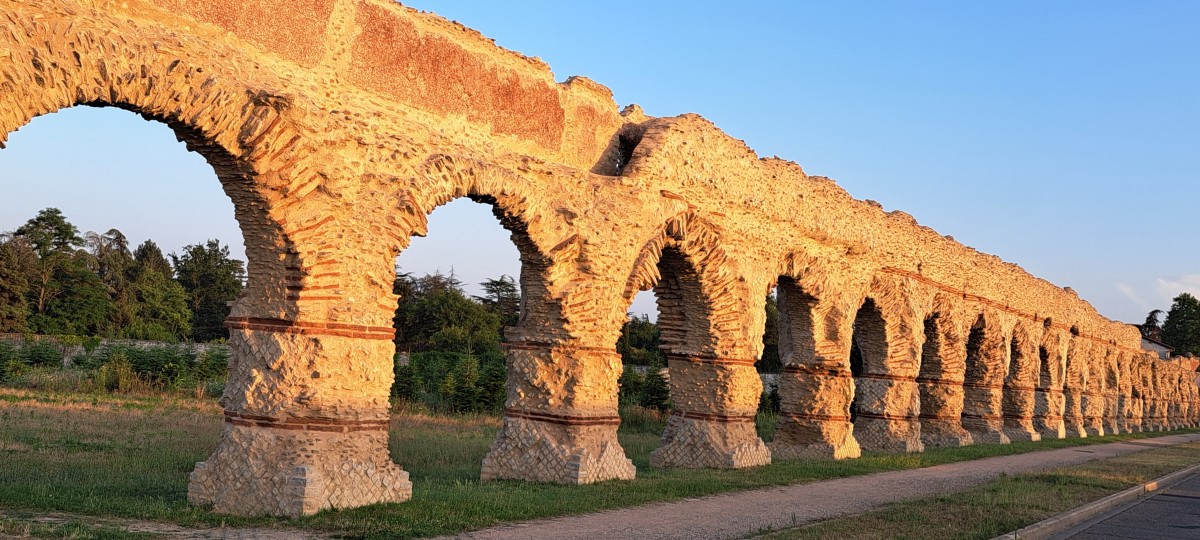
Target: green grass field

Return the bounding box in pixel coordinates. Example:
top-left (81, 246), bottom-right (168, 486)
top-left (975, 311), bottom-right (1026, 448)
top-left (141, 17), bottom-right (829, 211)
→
top-left (0, 387), bottom-right (1195, 539)
top-left (755, 442), bottom-right (1200, 539)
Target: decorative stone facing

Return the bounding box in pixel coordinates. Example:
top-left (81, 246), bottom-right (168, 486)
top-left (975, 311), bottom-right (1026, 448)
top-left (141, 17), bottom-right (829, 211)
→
top-left (3, 0), bottom-right (1199, 518)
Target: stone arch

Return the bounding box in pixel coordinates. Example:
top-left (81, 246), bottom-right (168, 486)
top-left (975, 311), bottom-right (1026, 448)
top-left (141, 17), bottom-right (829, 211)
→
top-left (1062, 329), bottom-right (1090, 437)
top-left (1104, 350), bottom-right (1121, 434)
top-left (1034, 327), bottom-right (1067, 439)
top-left (623, 212), bottom-right (770, 469)
top-left (0, 15), bottom-right (421, 517)
top-left (962, 311), bottom-right (1010, 444)
top-left (768, 253), bottom-right (862, 460)
top-left (1001, 321), bottom-right (1040, 441)
top-left (846, 275), bottom-right (923, 453)
top-left (916, 295), bottom-right (973, 447)
top-left (386, 155), bottom-right (637, 485)
top-left (394, 156), bottom-right (570, 342)
top-left (1081, 345), bottom-right (1107, 437)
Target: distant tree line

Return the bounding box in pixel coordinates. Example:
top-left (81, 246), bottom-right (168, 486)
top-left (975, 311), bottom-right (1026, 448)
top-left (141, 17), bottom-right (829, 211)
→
top-left (0, 208), bottom-right (244, 342)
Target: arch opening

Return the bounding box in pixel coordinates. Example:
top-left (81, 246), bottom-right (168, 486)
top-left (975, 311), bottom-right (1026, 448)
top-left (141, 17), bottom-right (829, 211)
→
top-left (390, 196), bottom-right (534, 415)
top-left (0, 103), bottom-right (284, 512)
top-left (1001, 324), bottom-right (1039, 441)
top-left (616, 227), bottom-right (771, 469)
top-left (849, 298), bottom-right (887, 424)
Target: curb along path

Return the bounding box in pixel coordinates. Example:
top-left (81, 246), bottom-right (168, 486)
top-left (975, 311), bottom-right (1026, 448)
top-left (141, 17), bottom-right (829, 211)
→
top-left (441, 433), bottom-right (1200, 540)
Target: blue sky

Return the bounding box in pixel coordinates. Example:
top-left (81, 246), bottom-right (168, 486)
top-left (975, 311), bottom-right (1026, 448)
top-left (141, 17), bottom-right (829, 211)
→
top-left (2, 1), bottom-right (1197, 323)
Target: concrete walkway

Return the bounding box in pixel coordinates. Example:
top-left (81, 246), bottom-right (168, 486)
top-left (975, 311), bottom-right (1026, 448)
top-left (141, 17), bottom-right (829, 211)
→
top-left (440, 433), bottom-right (1200, 540)
top-left (1052, 469), bottom-right (1200, 540)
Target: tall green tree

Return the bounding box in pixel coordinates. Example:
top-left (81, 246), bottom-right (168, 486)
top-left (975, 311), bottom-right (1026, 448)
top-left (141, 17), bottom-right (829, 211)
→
top-left (0, 235), bottom-right (34, 332)
top-left (172, 240), bottom-right (245, 341)
top-left (14, 209), bottom-right (87, 319)
top-left (15, 208), bottom-right (83, 257)
top-left (12, 209), bottom-right (113, 335)
top-left (1163, 293), bottom-right (1200, 356)
top-left (1140, 309), bottom-right (1165, 341)
top-left (86, 229), bottom-right (136, 335)
top-left (29, 262), bottom-right (111, 335)
top-left (393, 271), bottom-right (501, 356)
top-left (133, 240), bottom-right (173, 280)
top-left (617, 313), bottom-right (664, 366)
top-left (757, 293), bottom-right (781, 373)
top-left (474, 275), bottom-right (520, 333)
top-left (123, 264), bottom-right (193, 341)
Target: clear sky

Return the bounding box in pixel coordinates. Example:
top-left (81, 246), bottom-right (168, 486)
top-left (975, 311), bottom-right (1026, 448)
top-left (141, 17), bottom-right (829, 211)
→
top-left (1, 1), bottom-right (1197, 324)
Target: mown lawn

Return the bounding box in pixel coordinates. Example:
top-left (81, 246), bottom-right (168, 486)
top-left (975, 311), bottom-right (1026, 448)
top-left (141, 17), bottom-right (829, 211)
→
top-left (0, 387), bottom-right (1195, 539)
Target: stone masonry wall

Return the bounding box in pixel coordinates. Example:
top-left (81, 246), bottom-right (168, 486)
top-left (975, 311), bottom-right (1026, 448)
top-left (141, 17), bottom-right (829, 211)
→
top-left (1, 0), bottom-right (1196, 517)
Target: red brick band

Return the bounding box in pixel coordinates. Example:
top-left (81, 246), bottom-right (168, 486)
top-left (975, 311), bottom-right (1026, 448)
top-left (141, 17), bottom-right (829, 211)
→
top-left (918, 413), bottom-right (965, 421)
top-left (961, 412), bottom-right (1004, 421)
top-left (856, 373), bottom-right (916, 382)
top-left (1000, 414), bottom-right (1035, 420)
top-left (673, 410), bottom-right (758, 423)
top-left (1034, 387), bottom-right (1065, 394)
top-left (916, 376), bottom-right (965, 385)
top-left (226, 316), bottom-right (396, 340)
top-left (667, 353), bottom-right (759, 367)
top-left (501, 341), bottom-right (618, 355)
top-left (783, 412), bottom-right (852, 423)
top-left (962, 381), bottom-right (1006, 390)
top-left (224, 410), bottom-right (389, 432)
top-left (503, 408), bottom-right (622, 426)
top-left (1005, 385), bottom-right (1038, 393)
top-left (1031, 414), bottom-right (1064, 420)
top-left (783, 364), bottom-right (852, 378)
top-left (855, 411), bottom-right (917, 422)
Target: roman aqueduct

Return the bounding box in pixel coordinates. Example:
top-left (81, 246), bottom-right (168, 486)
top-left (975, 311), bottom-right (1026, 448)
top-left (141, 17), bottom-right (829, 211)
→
top-left (3, 0), bottom-right (1197, 517)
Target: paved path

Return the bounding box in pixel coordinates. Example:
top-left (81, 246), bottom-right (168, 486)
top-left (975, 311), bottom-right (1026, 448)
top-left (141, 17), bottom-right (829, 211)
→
top-left (1053, 469), bottom-right (1200, 540)
top-left (441, 433), bottom-right (1200, 540)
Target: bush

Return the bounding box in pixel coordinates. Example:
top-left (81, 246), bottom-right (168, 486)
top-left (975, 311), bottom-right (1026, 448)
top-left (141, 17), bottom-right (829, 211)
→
top-left (392, 362), bottom-right (419, 401)
top-left (22, 340), bottom-right (63, 367)
top-left (759, 385), bottom-right (780, 414)
top-left (618, 367), bottom-right (646, 403)
top-left (640, 367), bottom-right (671, 411)
top-left (97, 350), bottom-right (139, 393)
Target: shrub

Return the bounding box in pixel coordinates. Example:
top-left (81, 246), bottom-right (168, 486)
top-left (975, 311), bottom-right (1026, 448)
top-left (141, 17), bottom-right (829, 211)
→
top-left (22, 339), bottom-right (63, 367)
top-left (618, 367), bottom-right (646, 403)
top-left (392, 362), bottom-right (419, 401)
top-left (97, 350), bottom-right (138, 393)
top-left (640, 367), bottom-right (671, 411)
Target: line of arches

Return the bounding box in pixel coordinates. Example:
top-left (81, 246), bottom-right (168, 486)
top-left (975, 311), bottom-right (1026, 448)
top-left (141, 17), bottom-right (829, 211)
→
top-left (4, 2), bottom-right (1198, 520)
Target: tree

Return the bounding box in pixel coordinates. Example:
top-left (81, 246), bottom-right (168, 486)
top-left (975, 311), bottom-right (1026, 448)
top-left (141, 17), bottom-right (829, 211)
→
top-left (617, 313), bottom-right (664, 366)
top-left (87, 229), bottom-right (136, 335)
top-left (1141, 309), bottom-right (1165, 341)
top-left (1163, 293), bottom-right (1200, 357)
top-left (393, 270), bottom-right (502, 356)
top-left (13, 209), bottom-right (90, 322)
top-left (757, 293), bottom-right (781, 373)
top-left (640, 364), bottom-right (671, 411)
top-left (15, 208), bottom-right (83, 257)
top-left (0, 234), bottom-right (34, 332)
top-left (29, 262), bottom-right (111, 335)
top-left (474, 275), bottom-right (520, 333)
top-left (172, 240), bottom-right (245, 341)
top-left (123, 264), bottom-right (193, 341)
top-left (133, 240), bottom-right (173, 280)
